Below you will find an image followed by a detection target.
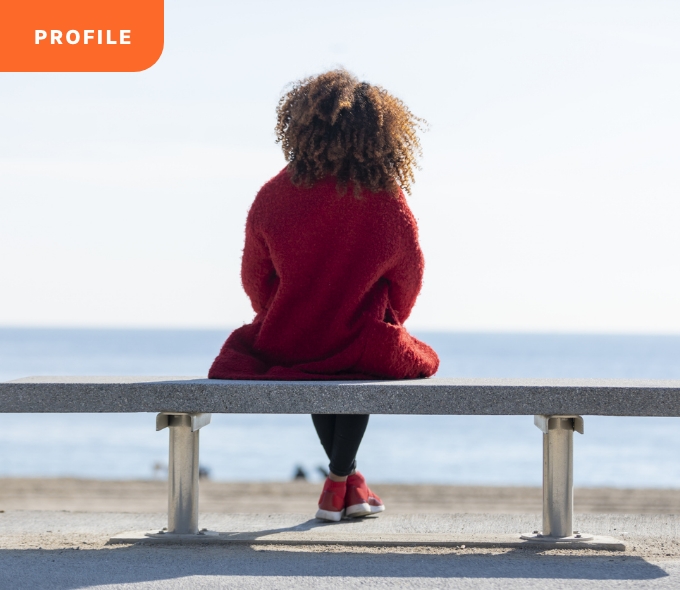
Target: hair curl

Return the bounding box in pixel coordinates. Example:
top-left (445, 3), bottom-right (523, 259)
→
top-left (275, 69), bottom-right (425, 196)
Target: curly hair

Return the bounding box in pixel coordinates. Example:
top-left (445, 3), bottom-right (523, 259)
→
top-left (275, 69), bottom-right (425, 196)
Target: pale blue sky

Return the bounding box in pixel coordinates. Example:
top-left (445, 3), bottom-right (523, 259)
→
top-left (1, 0), bottom-right (679, 332)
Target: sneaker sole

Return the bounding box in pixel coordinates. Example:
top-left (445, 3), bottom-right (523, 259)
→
top-left (346, 502), bottom-right (385, 518)
top-left (316, 508), bottom-right (345, 522)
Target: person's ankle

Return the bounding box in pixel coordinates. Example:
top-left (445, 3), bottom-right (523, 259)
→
top-left (328, 472), bottom-right (348, 483)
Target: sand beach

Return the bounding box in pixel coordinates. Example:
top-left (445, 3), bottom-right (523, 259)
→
top-left (2, 478), bottom-right (679, 515)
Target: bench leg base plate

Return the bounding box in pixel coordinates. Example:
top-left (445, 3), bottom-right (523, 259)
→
top-left (521, 532), bottom-right (594, 543)
top-left (109, 529), bottom-right (219, 543)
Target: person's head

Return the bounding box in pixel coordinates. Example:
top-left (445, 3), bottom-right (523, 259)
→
top-left (275, 69), bottom-right (425, 196)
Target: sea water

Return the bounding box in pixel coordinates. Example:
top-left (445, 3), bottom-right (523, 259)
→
top-left (1, 328), bottom-right (680, 487)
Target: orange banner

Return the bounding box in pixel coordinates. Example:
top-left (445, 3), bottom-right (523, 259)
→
top-left (0, 0), bottom-right (164, 72)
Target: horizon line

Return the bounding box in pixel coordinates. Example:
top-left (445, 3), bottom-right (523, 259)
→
top-left (1, 325), bottom-right (680, 338)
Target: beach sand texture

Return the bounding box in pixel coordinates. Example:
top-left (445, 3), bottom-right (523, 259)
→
top-left (1, 478), bottom-right (679, 514)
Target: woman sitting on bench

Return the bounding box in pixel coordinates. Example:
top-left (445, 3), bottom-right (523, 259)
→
top-left (209, 69), bottom-right (439, 521)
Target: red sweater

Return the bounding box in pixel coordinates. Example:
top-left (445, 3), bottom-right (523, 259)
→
top-left (208, 169), bottom-right (439, 380)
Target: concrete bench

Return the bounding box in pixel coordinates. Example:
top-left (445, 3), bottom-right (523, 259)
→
top-left (3, 376), bottom-right (680, 547)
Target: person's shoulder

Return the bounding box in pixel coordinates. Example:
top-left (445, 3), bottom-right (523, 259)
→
top-left (255, 167), bottom-right (293, 198)
top-left (366, 186), bottom-right (417, 223)
top-left (248, 167), bottom-right (293, 218)
top-left (254, 170), bottom-right (339, 210)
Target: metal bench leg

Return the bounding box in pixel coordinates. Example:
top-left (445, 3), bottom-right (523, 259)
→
top-left (521, 415), bottom-right (593, 544)
top-left (155, 412), bottom-right (213, 536)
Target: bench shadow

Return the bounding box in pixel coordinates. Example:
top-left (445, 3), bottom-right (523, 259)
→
top-left (213, 516), bottom-right (369, 540)
top-left (0, 543), bottom-right (669, 589)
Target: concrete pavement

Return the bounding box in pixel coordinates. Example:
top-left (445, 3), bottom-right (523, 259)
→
top-left (0, 544), bottom-right (676, 590)
top-left (1, 511), bottom-right (680, 589)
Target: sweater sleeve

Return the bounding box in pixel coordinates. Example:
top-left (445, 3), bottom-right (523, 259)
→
top-left (382, 203), bottom-right (425, 324)
top-left (241, 208), bottom-right (278, 314)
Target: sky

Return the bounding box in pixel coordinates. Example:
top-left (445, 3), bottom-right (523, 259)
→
top-left (1, 0), bottom-right (679, 333)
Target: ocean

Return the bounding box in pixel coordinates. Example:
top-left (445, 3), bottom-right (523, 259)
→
top-left (1, 328), bottom-right (680, 487)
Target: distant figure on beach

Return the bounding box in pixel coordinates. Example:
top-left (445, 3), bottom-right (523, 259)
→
top-left (209, 69), bottom-right (439, 521)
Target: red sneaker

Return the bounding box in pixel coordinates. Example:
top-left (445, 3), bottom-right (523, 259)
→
top-left (315, 477), bottom-right (346, 522)
top-left (345, 471), bottom-right (385, 518)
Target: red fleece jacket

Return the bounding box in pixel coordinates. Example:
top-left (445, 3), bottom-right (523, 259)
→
top-left (208, 169), bottom-right (439, 380)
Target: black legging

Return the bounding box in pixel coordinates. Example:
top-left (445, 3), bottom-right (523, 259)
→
top-left (311, 414), bottom-right (369, 477)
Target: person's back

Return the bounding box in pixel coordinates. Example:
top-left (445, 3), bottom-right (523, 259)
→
top-left (209, 69), bottom-right (438, 521)
top-left (209, 169), bottom-right (437, 379)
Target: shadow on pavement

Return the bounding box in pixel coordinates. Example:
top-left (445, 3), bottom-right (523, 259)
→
top-left (0, 544), bottom-right (669, 589)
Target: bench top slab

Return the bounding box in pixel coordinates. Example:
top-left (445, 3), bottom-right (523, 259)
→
top-left (2, 376), bottom-right (680, 416)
